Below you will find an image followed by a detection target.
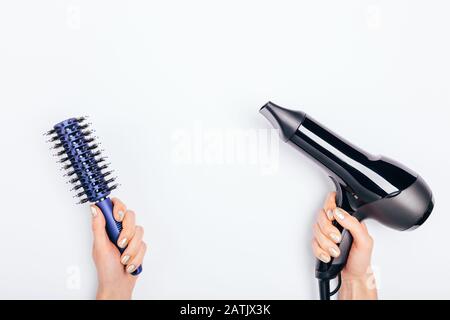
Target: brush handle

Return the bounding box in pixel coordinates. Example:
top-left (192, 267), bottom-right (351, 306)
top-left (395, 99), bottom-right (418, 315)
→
top-left (96, 198), bottom-right (143, 276)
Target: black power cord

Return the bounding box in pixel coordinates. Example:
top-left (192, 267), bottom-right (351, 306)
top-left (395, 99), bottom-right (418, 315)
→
top-left (318, 273), bottom-right (342, 300)
top-left (330, 273), bottom-right (342, 296)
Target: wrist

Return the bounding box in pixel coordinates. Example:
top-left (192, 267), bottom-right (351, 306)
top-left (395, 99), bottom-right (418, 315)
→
top-left (339, 270), bottom-right (378, 300)
top-left (96, 286), bottom-right (133, 300)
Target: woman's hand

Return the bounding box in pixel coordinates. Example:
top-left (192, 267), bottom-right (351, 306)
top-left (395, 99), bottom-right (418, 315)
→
top-left (90, 198), bottom-right (147, 300)
top-left (312, 192), bottom-right (377, 300)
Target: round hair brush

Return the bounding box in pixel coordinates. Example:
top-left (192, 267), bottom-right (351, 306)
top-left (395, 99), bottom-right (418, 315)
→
top-left (46, 117), bottom-right (142, 276)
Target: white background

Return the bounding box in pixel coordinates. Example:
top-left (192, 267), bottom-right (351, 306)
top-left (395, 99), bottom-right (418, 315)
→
top-left (0, 0), bottom-right (449, 299)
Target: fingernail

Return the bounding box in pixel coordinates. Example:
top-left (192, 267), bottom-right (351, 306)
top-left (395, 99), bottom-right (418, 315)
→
top-left (334, 208), bottom-right (345, 220)
top-left (330, 233), bottom-right (341, 243)
top-left (126, 264), bottom-right (136, 273)
top-left (326, 210), bottom-right (334, 220)
top-left (121, 255), bottom-right (130, 264)
top-left (90, 206), bottom-right (98, 217)
top-left (118, 210), bottom-right (125, 221)
top-left (118, 238), bottom-right (128, 248)
top-left (329, 247), bottom-right (340, 257)
top-left (319, 254), bottom-right (331, 263)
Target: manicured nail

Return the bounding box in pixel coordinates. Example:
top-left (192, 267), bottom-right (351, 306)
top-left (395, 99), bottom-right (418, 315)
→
top-left (330, 233), bottom-right (341, 243)
top-left (326, 210), bottom-right (334, 220)
top-left (118, 238), bottom-right (128, 248)
top-left (126, 264), bottom-right (136, 273)
top-left (334, 208), bottom-right (345, 220)
top-left (329, 247), bottom-right (340, 257)
top-left (117, 210), bottom-right (125, 221)
top-left (121, 255), bottom-right (130, 265)
top-left (90, 206), bottom-right (98, 217)
top-left (319, 253), bottom-right (331, 263)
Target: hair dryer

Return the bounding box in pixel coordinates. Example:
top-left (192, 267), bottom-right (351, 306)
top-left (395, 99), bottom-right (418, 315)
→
top-left (260, 101), bottom-right (434, 300)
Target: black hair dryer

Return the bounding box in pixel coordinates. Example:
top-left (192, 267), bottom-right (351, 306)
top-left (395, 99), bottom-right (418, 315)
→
top-left (260, 102), bottom-right (434, 300)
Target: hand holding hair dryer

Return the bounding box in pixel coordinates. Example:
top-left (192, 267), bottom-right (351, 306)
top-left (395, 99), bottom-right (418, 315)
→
top-left (260, 102), bottom-right (434, 300)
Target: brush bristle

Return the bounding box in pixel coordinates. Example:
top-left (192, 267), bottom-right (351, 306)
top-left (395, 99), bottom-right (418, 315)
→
top-left (47, 117), bottom-right (118, 204)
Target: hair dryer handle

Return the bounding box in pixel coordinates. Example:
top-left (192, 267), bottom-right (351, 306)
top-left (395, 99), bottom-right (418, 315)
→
top-left (96, 198), bottom-right (143, 276)
top-left (315, 181), bottom-right (357, 281)
top-left (315, 227), bottom-right (354, 281)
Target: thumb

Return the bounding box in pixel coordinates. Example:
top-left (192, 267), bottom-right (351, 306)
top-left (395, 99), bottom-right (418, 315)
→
top-left (90, 205), bottom-right (109, 247)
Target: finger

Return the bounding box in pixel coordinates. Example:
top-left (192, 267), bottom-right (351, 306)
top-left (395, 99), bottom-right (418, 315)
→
top-left (333, 208), bottom-right (373, 249)
top-left (313, 223), bottom-right (341, 258)
top-left (312, 239), bottom-right (331, 263)
top-left (117, 210), bottom-right (136, 249)
top-left (323, 192), bottom-right (337, 221)
top-left (125, 242), bottom-right (147, 274)
top-left (90, 205), bottom-right (109, 246)
top-left (120, 226), bottom-right (144, 265)
top-left (361, 221), bottom-right (369, 233)
top-left (317, 209), bottom-right (342, 243)
top-left (111, 197), bottom-right (127, 222)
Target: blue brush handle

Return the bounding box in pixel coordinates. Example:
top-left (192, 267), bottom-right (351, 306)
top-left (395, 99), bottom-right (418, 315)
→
top-left (96, 198), bottom-right (143, 276)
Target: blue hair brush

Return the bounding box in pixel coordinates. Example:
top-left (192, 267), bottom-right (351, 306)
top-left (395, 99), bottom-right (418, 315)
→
top-left (46, 117), bottom-right (142, 276)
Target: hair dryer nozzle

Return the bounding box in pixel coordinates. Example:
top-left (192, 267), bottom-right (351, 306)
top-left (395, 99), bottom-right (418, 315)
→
top-left (260, 101), bottom-right (306, 142)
